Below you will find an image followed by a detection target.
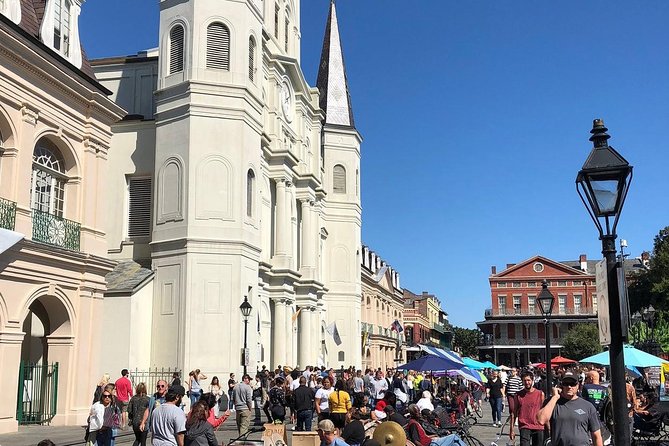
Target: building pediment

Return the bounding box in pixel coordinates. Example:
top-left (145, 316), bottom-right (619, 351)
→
top-left (492, 255), bottom-right (589, 279)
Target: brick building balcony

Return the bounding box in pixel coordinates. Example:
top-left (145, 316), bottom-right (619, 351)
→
top-left (0, 197), bottom-right (16, 230)
top-left (487, 306), bottom-right (596, 317)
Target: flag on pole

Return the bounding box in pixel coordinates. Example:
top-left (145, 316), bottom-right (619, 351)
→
top-left (390, 320), bottom-right (403, 333)
top-left (291, 307), bottom-right (302, 324)
top-left (326, 322), bottom-right (342, 346)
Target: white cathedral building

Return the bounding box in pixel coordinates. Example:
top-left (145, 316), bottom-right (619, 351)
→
top-left (94, 0), bottom-right (363, 375)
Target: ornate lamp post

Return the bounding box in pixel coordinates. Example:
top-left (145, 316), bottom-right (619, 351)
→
top-left (576, 119), bottom-right (633, 446)
top-left (537, 280), bottom-right (555, 396)
top-left (239, 295), bottom-right (253, 376)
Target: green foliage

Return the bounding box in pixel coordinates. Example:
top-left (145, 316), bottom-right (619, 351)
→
top-left (628, 226), bottom-right (669, 313)
top-left (561, 324), bottom-right (603, 360)
top-left (452, 326), bottom-right (481, 357)
top-left (630, 312), bottom-right (669, 353)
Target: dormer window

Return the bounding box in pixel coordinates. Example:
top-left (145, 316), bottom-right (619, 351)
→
top-left (53, 0), bottom-right (72, 57)
top-left (0, 0), bottom-right (22, 24)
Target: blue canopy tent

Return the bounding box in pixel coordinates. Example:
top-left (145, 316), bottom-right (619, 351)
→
top-left (580, 344), bottom-right (668, 367)
top-left (463, 357), bottom-right (488, 370)
top-left (481, 360), bottom-right (499, 369)
top-left (398, 354), bottom-right (463, 372)
top-left (417, 344), bottom-right (465, 366)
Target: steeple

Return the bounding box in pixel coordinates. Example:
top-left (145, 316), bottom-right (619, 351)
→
top-left (316, 0), bottom-right (355, 128)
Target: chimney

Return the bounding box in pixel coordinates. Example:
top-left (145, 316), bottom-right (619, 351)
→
top-left (579, 254), bottom-right (587, 272)
top-left (506, 263), bottom-right (515, 269)
top-left (491, 266), bottom-right (497, 274)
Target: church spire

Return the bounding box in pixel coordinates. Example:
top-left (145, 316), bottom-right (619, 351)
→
top-left (316, 0), bottom-right (355, 128)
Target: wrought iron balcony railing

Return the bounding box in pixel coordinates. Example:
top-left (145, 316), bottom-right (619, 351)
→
top-left (32, 209), bottom-right (80, 251)
top-left (487, 306), bottom-right (596, 317)
top-left (0, 197), bottom-right (16, 230)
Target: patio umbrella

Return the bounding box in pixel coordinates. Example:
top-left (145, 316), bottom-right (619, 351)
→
top-left (551, 355), bottom-right (577, 364)
top-left (475, 370), bottom-right (488, 383)
top-left (447, 366), bottom-right (482, 384)
top-left (463, 357), bottom-right (488, 370)
top-left (481, 361), bottom-right (498, 369)
top-left (579, 344), bottom-right (668, 368)
top-left (397, 354), bottom-right (463, 372)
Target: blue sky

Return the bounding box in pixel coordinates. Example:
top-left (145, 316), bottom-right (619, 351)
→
top-left (80, 1), bottom-right (669, 329)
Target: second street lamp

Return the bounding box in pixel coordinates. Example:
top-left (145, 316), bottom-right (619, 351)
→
top-left (576, 118), bottom-right (633, 446)
top-left (240, 295), bottom-right (253, 376)
top-left (537, 280), bottom-right (555, 397)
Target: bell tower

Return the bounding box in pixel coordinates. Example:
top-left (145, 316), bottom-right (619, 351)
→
top-left (317, 0), bottom-right (363, 368)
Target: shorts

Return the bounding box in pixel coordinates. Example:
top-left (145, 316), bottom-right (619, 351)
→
top-left (117, 400), bottom-right (129, 412)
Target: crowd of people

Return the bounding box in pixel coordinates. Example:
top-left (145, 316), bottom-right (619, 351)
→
top-left (77, 363), bottom-right (665, 446)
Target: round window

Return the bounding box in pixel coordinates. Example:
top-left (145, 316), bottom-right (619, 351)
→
top-left (533, 262), bottom-right (544, 273)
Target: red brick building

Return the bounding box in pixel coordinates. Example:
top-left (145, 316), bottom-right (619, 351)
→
top-left (477, 255), bottom-right (598, 367)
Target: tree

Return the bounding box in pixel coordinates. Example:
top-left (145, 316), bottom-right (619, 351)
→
top-left (452, 326), bottom-right (482, 357)
top-left (561, 323), bottom-right (602, 360)
top-left (628, 226), bottom-right (669, 314)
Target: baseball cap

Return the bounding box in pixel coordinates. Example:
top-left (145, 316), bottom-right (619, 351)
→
top-left (318, 419), bottom-right (335, 433)
top-left (561, 372), bottom-right (578, 386)
top-left (168, 384), bottom-right (186, 396)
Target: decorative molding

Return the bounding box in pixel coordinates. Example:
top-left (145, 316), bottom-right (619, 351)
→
top-left (21, 105), bottom-right (39, 125)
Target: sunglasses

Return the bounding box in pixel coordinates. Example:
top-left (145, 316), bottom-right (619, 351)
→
top-left (102, 394), bottom-right (112, 398)
top-left (562, 382), bottom-right (578, 387)
top-left (157, 385), bottom-right (166, 388)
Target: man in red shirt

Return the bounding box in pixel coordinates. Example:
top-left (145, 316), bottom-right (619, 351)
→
top-left (115, 369), bottom-right (133, 429)
top-left (510, 371), bottom-right (545, 446)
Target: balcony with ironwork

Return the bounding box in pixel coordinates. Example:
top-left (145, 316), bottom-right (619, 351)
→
top-left (485, 306), bottom-right (596, 318)
top-left (432, 322), bottom-right (448, 334)
top-left (32, 209), bottom-right (81, 251)
top-left (0, 197), bottom-right (17, 230)
top-left (478, 334), bottom-right (564, 347)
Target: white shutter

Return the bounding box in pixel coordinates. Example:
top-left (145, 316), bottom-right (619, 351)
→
top-left (128, 177), bottom-right (152, 238)
top-left (169, 25), bottom-right (184, 74)
top-left (206, 23), bottom-right (230, 70)
top-left (333, 165), bottom-right (346, 194)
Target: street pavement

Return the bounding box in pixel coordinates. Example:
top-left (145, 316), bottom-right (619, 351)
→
top-left (0, 403), bottom-right (515, 446)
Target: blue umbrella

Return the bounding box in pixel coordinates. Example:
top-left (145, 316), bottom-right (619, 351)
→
top-left (580, 344), bottom-right (668, 367)
top-left (448, 366), bottom-right (483, 383)
top-left (463, 357), bottom-right (488, 370)
top-left (397, 354), bottom-right (463, 372)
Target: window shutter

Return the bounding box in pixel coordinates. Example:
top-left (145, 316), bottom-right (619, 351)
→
top-left (333, 165), bottom-right (346, 194)
top-left (128, 177), bottom-right (152, 238)
top-left (246, 170), bottom-right (255, 217)
top-left (169, 25), bottom-right (185, 74)
top-left (248, 37), bottom-right (256, 82)
top-left (206, 23), bottom-right (230, 70)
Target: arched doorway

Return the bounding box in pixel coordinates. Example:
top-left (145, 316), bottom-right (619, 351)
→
top-left (17, 293), bottom-right (72, 425)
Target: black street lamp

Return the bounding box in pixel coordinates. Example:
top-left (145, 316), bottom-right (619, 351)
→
top-left (240, 294), bottom-right (253, 376)
top-left (537, 280), bottom-right (555, 397)
top-left (576, 119), bottom-right (633, 446)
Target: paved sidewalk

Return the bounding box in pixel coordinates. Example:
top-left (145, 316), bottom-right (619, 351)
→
top-left (0, 404), bottom-right (511, 446)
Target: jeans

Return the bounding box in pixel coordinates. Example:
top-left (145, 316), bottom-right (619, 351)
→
top-left (519, 428), bottom-right (544, 446)
top-left (132, 425), bottom-right (148, 446)
top-left (95, 428), bottom-right (113, 446)
top-left (489, 396), bottom-right (503, 424)
top-left (296, 409), bottom-right (313, 431)
top-left (229, 390), bottom-right (235, 410)
top-left (254, 397), bottom-right (262, 422)
top-left (189, 390), bottom-right (200, 408)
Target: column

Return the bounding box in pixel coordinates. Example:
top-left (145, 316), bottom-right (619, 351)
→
top-left (273, 179), bottom-right (290, 267)
top-left (272, 299), bottom-right (287, 367)
top-left (298, 306), bottom-right (312, 367)
top-left (300, 200), bottom-right (317, 279)
top-left (286, 302), bottom-right (294, 366)
top-left (310, 306), bottom-right (320, 365)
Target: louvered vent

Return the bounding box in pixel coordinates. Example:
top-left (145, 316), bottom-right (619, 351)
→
top-left (333, 165), bottom-right (346, 194)
top-left (169, 25), bottom-right (185, 74)
top-left (207, 23), bottom-right (230, 70)
top-left (248, 37), bottom-right (256, 82)
top-left (128, 177), bottom-right (152, 238)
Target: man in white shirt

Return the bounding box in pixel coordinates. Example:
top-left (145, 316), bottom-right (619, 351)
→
top-left (372, 370), bottom-right (388, 405)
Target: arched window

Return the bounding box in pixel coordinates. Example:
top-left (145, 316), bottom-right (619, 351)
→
top-left (31, 141), bottom-right (66, 217)
top-left (169, 24), bottom-right (185, 74)
top-left (248, 36), bottom-right (256, 82)
top-left (206, 22), bottom-right (230, 70)
top-left (284, 10), bottom-right (290, 52)
top-left (246, 169), bottom-right (255, 217)
top-left (333, 164), bottom-right (346, 194)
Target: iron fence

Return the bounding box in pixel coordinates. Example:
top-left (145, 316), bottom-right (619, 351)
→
top-left (32, 209), bottom-right (80, 251)
top-left (128, 367), bottom-right (182, 393)
top-left (0, 197), bottom-right (16, 230)
top-left (16, 362), bottom-right (59, 425)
